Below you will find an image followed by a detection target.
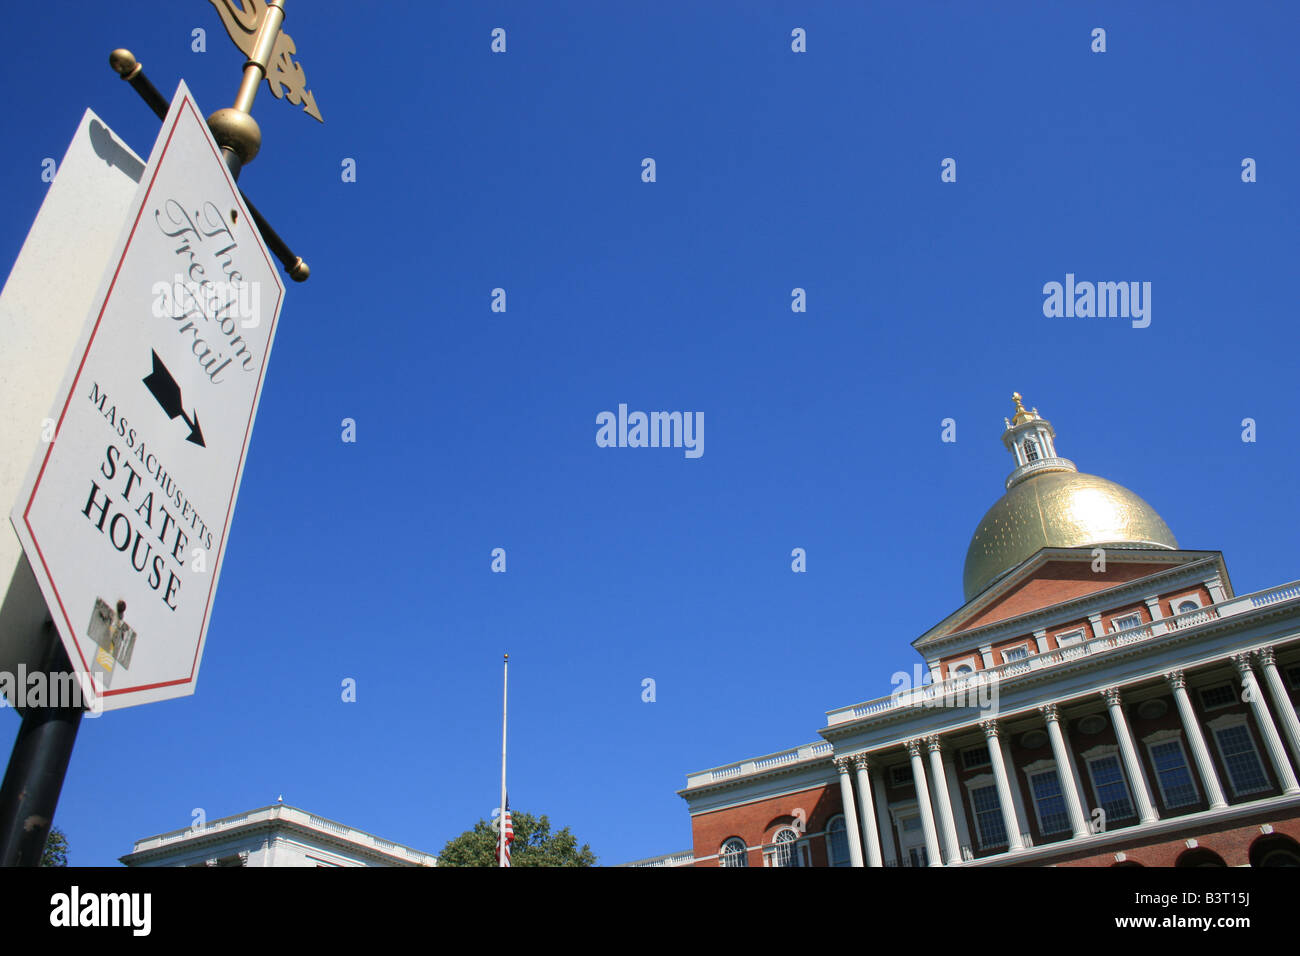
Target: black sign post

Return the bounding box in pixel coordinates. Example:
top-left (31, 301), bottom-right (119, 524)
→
top-left (0, 628), bottom-right (83, 866)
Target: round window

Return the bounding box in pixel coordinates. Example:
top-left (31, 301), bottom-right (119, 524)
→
top-left (1078, 714), bottom-right (1108, 735)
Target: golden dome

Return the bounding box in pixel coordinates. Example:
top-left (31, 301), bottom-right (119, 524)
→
top-left (962, 471), bottom-right (1178, 601)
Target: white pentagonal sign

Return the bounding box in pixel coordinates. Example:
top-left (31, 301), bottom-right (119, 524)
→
top-left (10, 82), bottom-right (285, 710)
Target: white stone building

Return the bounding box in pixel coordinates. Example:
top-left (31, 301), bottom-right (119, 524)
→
top-left (120, 803), bottom-right (437, 867)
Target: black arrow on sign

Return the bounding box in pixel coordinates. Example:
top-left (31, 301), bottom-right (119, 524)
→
top-left (142, 350), bottom-right (205, 447)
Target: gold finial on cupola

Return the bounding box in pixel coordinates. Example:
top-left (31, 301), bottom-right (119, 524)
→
top-left (1010, 392), bottom-right (1041, 426)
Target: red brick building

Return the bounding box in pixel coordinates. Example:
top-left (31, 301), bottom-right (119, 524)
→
top-left (674, 395), bottom-right (1300, 868)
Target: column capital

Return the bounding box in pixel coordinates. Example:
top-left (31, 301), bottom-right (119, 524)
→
top-left (905, 738), bottom-right (924, 758)
top-left (1039, 702), bottom-right (1060, 723)
top-left (851, 753), bottom-right (871, 773)
top-left (1164, 670), bottom-right (1186, 690)
top-left (980, 718), bottom-right (1000, 739)
top-left (925, 735), bottom-right (943, 754)
top-left (834, 755), bottom-right (854, 774)
top-left (1231, 653), bottom-right (1254, 677)
top-left (1256, 646), bottom-right (1276, 668)
top-left (1101, 686), bottom-right (1123, 707)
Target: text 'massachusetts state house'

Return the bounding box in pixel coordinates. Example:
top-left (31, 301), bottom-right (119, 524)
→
top-left (667, 394), bottom-right (1300, 868)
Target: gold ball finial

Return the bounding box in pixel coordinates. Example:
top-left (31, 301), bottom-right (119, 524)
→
top-left (289, 258), bottom-right (310, 282)
top-left (207, 108), bottom-right (262, 165)
top-left (109, 49), bottom-right (141, 81)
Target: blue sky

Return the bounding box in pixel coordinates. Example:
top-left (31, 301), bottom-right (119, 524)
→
top-left (2, 1), bottom-right (1298, 865)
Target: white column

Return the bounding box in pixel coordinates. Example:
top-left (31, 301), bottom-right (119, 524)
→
top-left (1000, 734), bottom-right (1032, 845)
top-left (925, 736), bottom-right (962, 865)
top-left (1234, 654), bottom-right (1300, 795)
top-left (943, 750), bottom-right (973, 859)
top-left (906, 739), bottom-right (944, 867)
top-left (1102, 687), bottom-right (1158, 824)
top-left (1205, 577), bottom-right (1228, 603)
top-left (1040, 703), bottom-right (1090, 839)
top-left (852, 754), bottom-right (883, 867)
top-left (1165, 670), bottom-right (1228, 810)
top-left (833, 757), bottom-right (865, 867)
top-left (1087, 614), bottom-right (1105, 641)
top-left (873, 768), bottom-right (897, 865)
top-left (980, 720), bottom-right (1025, 852)
top-left (1257, 648), bottom-right (1300, 774)
top-left (1033, 628), bottom-right (1049, 654)
top-left (1058, 719), bottom-right (1091, 822)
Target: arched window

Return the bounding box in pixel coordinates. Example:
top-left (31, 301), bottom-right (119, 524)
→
top-left (826, 816), bottom-right (851, 867)
top-left (719, 837), bottom-right (748, 867)
top-left (1258, 849), bottom-right (1300, 867)
top-left (1250, 834), bottom-right (1300, 867)
top-left (771, 827), bottom-right (803, 867)
top-left (1176, 600), bottom-right (1199, 614)
top-left (1023, 438), bottom-right (1040, 462)
top-left (1175, 847), bottom-right (1227, 868)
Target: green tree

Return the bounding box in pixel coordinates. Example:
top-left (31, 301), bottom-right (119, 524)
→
top-left (41, 827), bottom-right (69, 867)
top-left (437, 811), bottom-right (596, 867)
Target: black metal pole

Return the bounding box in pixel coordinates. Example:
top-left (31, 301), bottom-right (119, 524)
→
top-left (0, 629), bottom-right (84, 867)
top-left (110, 48), bottom-right (310, 281)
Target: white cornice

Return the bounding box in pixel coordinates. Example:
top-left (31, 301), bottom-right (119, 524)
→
top-left (120, 804), bottom-right (435, 867)
top-left (679, 580), bottom-right (1297, 808)
top-left (821, 594), bottom-right (1300, 746)
top-left (914, 552), bottom-right (1225, 655)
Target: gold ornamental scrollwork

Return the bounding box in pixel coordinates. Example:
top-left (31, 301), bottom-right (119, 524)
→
top-left (208, 0), bottom-right (323, 122)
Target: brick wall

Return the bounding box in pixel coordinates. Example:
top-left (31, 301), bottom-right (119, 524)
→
top-left (689, 783), bottom-right (838, 867)
top-left (1049, 811), bottom-right (1300, 866)
top-left (957, 560), bottom-right (1187, 633)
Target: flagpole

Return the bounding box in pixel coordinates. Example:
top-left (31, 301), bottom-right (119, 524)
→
top-left (499, 653), bottom-right (508, 868)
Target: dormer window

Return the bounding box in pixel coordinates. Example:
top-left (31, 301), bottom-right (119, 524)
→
top-left (1023, 438), bottom-right (1040, 462)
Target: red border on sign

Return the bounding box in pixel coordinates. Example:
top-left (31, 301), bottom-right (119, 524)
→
top-left (20, 93), bottom-right (284, 701)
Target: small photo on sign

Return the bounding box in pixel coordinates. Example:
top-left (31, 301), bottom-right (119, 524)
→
top-left (87, 597), bottom-right (137, 676)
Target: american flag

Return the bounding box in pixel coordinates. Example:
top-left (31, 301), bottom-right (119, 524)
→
top-left (496, 799), bottom-right (514, 866)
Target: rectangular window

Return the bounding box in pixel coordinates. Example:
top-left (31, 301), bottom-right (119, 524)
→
top-left (1284, 665), bottom-right (1300, 690)
top-left (970, 785), bottom-right (1008, 848)
top-left (1002, 645), bottom-right (1029, 662)
top-left (1055, 628), bottom-right (1086, 647)
top-left (1112, 613), bottom-right (1142, 632)
top-left (1213, 724), bottom-right (1271, 796)
top-left (827, 821), bottom-right (851, 868)
top-left (1148, 740), bottom-right (1199, 809)
top-left (1027, 769), bottom-right (1071, 835)
top-left (1198, 684), bottom-right (1236, 711)
top-left (1087, 754), bottom-right (1136, 821)
top-left (899, 815), bottom-right (927, 867)
top-left (962, 747), bottom-right (991, 771)
top-left (889, 765), bottom-right (913, 788)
